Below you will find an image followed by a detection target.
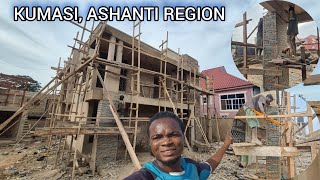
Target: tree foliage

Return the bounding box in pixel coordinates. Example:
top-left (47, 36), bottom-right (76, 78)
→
top-left (0, 73), bottom-right (41, 92)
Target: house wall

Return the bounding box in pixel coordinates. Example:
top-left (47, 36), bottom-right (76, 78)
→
top-left (200, 87), bottom-right (253, 118)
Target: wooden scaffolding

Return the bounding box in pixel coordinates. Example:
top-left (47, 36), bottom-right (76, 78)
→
top-left (0, 20), bottom-right (214, 178)
top-left (233, 91), bottom-right (319, 179)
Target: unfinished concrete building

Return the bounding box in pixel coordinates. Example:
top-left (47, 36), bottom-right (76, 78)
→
top-left (0, 74), bottom-right (53, 144)
top-left (0, 22), bottom-right (214, 178)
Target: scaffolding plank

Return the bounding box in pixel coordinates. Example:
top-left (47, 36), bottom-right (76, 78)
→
top-left (239, 68), bottom-right (282, 76)
top-left (304, 74), bottom-right (320, 86)
top-left (34, 127), bottom-right (134, 136)
top-left (232, 143), bottom-right (299, 157)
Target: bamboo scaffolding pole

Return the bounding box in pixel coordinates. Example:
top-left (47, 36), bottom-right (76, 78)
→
top-left (194, 117), bottom-right (210, 145)
top-left (162, 80), bottom-right (178, 115)
top-left (90, 29), bottom-right (102, 175)
top-left (132, 20), bottom-right (141, 152)
top-left (286, 92), bottom-right (295, 178)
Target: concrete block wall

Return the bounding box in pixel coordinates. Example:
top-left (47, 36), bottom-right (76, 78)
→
top-left (181, 54), bottom-right (199, 72)
top-left (96, 135), bottom-right (119, 166)
top-left (140, 72), bottom-right (155, 98)
top-left (263, 12), bottom-right (277, 61)
top-left (95, 100), bottom-right (118, 163)
top-left (276, 15), bottom-right (290, 89)
top-left (276, 15), bottom-right (288, 54)
top-left (0, 89), bottom-right (25, 108)
top-left (263, 13), bottom-right (289, 91)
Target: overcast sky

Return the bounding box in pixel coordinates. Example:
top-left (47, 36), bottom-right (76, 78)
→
top-left (0, 0), bottom-right (319, 103)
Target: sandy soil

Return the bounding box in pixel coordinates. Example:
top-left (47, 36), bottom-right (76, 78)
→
top-left (0, 139), bottom-right (316, 180)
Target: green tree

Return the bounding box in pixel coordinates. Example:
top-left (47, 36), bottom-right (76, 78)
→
top-left (16, 75), bottom-right (42, 92)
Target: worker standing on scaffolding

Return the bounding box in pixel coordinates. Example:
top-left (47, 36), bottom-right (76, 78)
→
top-left (256, 18), bottom-right (263, 59)
top-left (117, 95), bottom-right (126, 125)
top-left (125, 111), bottom-right (233, 179)
top-left (243, 94), bottom-right (273, 146)
top-left (287, 5), bottom-right (299, 56)
top-left (239, 94), bottom-right (273, 168)
top-left (240, 94), bottom-right (273, 167)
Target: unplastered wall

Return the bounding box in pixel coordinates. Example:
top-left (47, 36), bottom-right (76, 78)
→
top-left (95, 99), bottom-right (118, 161)
top-left (0, 89), bottom-right (25, 108)
top-left (181, 54), bottom-right (199, 72)
top-left (263, 13), bottom-right (289, 91)
top-left (140, 72), bottom-right (155, 98)
top-left (276, 15), bottom-right (288, 55)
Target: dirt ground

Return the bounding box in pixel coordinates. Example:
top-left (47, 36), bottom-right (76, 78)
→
top-left (0, 139), bottom-right (316, 180)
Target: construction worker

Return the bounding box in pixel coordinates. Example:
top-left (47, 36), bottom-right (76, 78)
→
top-left (242, 94), bottom-right (274, 146)
top-left (125, 111), bottom-right (233, 179)
top-left (117, 95), bottom-right (125, 119)
top-left (117, 95), bottom-right (126, 123)
top-left (256, 18), bottom-right (263, 58)
top-left (239, 94), bottom-right (273, 168)
top-left (287, 5), bottom-right (298, 56)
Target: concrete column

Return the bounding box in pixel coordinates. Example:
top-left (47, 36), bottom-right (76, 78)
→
top-left (116, 40), bottom-right (123, 63)
top-left (104, 36), bottom-right (122, 93)
top-left (90, 68), bottom-right (98, 90)
top-left (104, 36), bottom-right (116, 89)
top-left (107, 36), bottom-right (116, 62)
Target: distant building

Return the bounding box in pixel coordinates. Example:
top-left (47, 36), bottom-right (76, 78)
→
top-left (200, 66), bottom-right (258, 118)
top-left (299, 35), bottom-right (319, 51)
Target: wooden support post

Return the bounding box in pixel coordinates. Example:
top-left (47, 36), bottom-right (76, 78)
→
top-left (194, 117), bottom-right (210, 145)
top-left (310, 143), bottom-right (317, 161)
top-left (184, 117), bottom-right (193, 152)
top-left (293, 95), bottom-right (297, 135)
top-left (287, 92), bottom-right (295, 179)
top-left (301, 46), bottom-right (307, 81)
top-left (214, 106), bottom-right (221, 142)
top-left (243, 12), bottom-right (248, 78)
top-left (191, 116), bottom-right (195, 147)
top-left (207, 95), bottom-right (213, 143)
top-left (317, 27), bottom-right (320, 57)
top-left (162, 81), bottom-right (178, 115)
top-left (110, 105), bottom-right (141, 169)
top-left (307, 105), bottom-right (314, 135)
top-left (307, 104), bottom-right (317, 161)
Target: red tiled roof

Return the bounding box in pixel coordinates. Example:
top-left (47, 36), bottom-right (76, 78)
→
top-left (200, 66), bottom-right (253, 91)
top-left (299, 35), bottom-right (318, 50)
